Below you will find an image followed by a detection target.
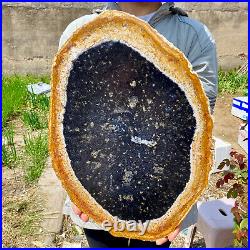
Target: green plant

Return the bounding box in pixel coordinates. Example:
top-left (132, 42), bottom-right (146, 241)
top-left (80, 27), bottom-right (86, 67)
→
top-left (2, 127), bottom-right (17, 168)
top-left (2, 75), bottom-right (50, 126)
top-left (22, 92), bottom-right (49, 130)
top-left (216, 151), bottom-right (248, 247)
top-left (218, 70), bottom-right (248, 95)
top-left (27, 92), bottom-right (50, 111)
top-left (2, 76), bottom-right (28, 126)
top-left (22, 110), bottom-right (44, 130)
top-left (36, 94), bottom-right (50, 111)
top-left (24, 133), bottom-right (48, 182)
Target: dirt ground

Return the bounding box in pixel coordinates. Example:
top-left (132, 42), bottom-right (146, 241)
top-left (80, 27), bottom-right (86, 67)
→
top-left (2, 168), bottom-right (44, 248)
top-left (2, 94), bottom-right (247, 248)
top-left (2, 118), bottom-right (45, 248)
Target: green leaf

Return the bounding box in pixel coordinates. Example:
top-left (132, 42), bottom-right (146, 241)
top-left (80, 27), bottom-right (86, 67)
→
top-left (227, 188), bottom-right (238, 198)
top-left (229, 164), bottom-right (236, 170)
top-left (233, 238), bottom-right (242, 247)
top-left (224, 159), bottom-right (230, 166)
top-left (240, 171), bottom-right (248, 179)
top-left (240, 218), bottom-right (248, 229)
top-left (218, 161), bottom-right (226, 170)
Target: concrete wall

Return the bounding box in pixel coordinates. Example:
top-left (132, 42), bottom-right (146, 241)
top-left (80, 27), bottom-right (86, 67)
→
top-left (2, 2), bottom-right (248, 75)
top-left (178, 2), bottom-right (248, 70)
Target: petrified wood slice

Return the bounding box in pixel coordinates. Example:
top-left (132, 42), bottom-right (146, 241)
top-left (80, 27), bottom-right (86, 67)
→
top-left (49, 10), bottom-right (213, 241)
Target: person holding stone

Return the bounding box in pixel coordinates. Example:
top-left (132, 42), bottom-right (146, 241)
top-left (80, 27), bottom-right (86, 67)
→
top-left (59, 2), bottom-right (218, 248)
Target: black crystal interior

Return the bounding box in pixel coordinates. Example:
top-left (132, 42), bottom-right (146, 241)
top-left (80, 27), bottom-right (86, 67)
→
top-left (63, 41), bottom-right (196, 222)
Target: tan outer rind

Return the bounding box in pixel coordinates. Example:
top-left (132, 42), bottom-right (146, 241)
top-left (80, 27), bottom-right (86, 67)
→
top-left (49, 10), bottom-right (213, 241)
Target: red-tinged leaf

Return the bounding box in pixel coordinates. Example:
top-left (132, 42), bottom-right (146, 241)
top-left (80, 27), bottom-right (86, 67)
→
top-left (235, 229), bottom-right (248, 240)
top-left (233, 183), bottom-right (244, 194)
top-left (234, 212), bottom-right (242, 224)
top-left (216, 178), bottom-right (224, 188)
top-left (224, 172), bottom-right (235, 183)
top-left (231, 206), bottom-right (240, 214)
top-left (235, 230), bottom-right (243, 240)
top-left (232, 183), bottom-right (239, 188)
top-left (239, 162), bottom-right (246, 170)
top-left (224, 158), bottom-right (230, 166)
top-left (242, 229), bottom-right (248, 238)
top-left (234, 201), bottom-right (239, 208)
top-left (230, 150), bottom-right (237, 157)
top-left (236, 154), bottom-right (245, 165)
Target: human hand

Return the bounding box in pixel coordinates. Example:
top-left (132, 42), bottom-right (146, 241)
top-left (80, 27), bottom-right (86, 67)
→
top-left (72, 203), bottom-right (89, 222)
top-left (72, 202), bottom-right (180, 243)
top-left (156, 227), bottom-right (180, 245)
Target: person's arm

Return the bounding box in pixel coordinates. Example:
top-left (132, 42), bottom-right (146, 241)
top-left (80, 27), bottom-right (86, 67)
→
top-left (58, 14), bottom-right (98, 50)
top-left (187, 24), bottom-right (218, 113)
top-left (156, 22), bottom-right (218, 245)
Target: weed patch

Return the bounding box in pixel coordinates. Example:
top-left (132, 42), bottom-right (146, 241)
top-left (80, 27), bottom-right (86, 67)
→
top-left (24, 133), bottom-right (48, 183)
top-left (2, 127), bottom-right (17, 168)
top-left (218, 70), bottom-right (248, 95)
top-left (22, 110), bottom-right (45, 130)
top-left (2, 75), bottom-right (50, 126)
top-left (2, 187), bottom-right (43, 247)
top-left (27, 92), bottom-right (50, 111)
top-left (22, 92), bottom-right (50, 130)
